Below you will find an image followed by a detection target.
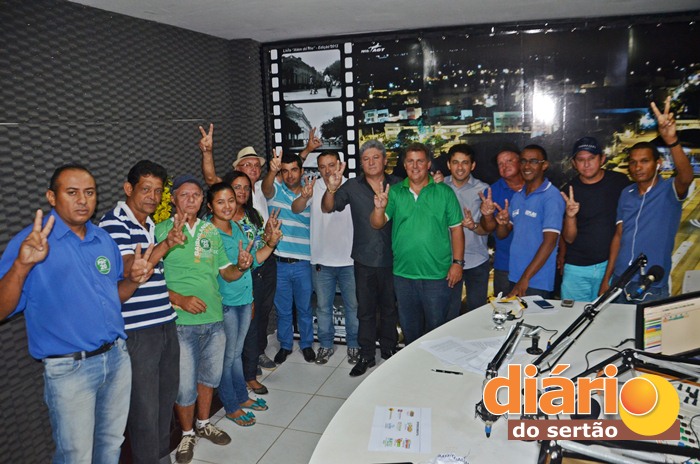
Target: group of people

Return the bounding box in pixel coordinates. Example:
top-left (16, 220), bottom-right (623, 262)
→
top-left (0, 98), bottom-right (692, 464)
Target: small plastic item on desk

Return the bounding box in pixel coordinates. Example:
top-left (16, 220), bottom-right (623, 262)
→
top-left (422, 453), bottom-right (469, 464)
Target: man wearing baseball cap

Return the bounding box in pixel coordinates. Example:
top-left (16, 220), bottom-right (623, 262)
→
top-left (559, 136), bottom-right (630, 302)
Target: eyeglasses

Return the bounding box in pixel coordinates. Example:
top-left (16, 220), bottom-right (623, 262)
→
top-left (519, 158), bottom-right (546, 166)
top-left (238, 162), bottom-right (261, 170)
top-left (233, 185), bottom-right (251, 192)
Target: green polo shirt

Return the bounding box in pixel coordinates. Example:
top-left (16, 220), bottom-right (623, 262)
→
top-left (385, 177), bottom-right (463, 280)
top-left (155, 218), bottom-right (231, 326)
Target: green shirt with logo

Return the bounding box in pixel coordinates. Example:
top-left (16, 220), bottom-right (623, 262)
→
top-left (385, 177), bottom-right (463, 280)
top-left (155, 218), bottom-right (231, 326)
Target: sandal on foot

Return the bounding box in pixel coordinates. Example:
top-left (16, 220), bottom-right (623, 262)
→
top-left (242, 398), bottom-right (268, 411)
top-left (225, 411), bottom-right (256, 427)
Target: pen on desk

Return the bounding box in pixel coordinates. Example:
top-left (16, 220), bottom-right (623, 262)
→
top-left (431, 369), bottom-right (463, 375)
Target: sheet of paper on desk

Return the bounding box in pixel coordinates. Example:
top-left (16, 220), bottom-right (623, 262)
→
top-left (421, 336), bottom-right (530, 375)
top-left (368, 406), bottom-right (431, 453)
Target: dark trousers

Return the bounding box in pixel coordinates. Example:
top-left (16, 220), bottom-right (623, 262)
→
top-left (243, 257), bottom-right (277, 381)
top-left (125, 321), bottom-right (180, 464)
top-left (354, 262), bottom-right (398, 359)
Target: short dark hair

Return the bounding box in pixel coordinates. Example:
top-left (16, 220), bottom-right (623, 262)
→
top-left (405, 142), bottom-right (430, 159)
top-left (629, 141), bottom-right (661, 161)
top-left (49, 163), bottom-right (93, 191)
top-left (281, 153), bottom-right (303, 169)
top-left (522, 144), bottom-right (548, 161)
top-left (317, 151), bottom-right (341, 162)
top-left (220, 171), bottom-right (263, 228)
top-left (127, 160), bottom-right (168, 186)
top-left (447, 144), bottom-right (476, 162)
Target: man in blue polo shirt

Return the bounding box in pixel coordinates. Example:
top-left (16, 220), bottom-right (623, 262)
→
top-left (0, 164), bottom-right (154, 464)
top-left (371, 143), bottom-right (464, 345)
top-left (600, 98), bottom-right (694, 303)
top-left (262, 150), bottom-right (316, 364)
top-left (479, 147), bottom-right (524, 297)
top-left (493, 145), bottom-right (565, 297)
top-left (100, 160), bottom-right (186, 464)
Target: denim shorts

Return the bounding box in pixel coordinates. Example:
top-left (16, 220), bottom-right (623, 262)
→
top-left (176, 321), bottom-right (226, 406)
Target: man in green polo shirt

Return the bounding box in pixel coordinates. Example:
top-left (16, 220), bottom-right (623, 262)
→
top-left (371, 143), bottom-right (465, 345)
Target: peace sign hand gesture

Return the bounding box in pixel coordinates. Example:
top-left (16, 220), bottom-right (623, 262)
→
top-left (494, 199), bottom-right (510, 226)
top-left (269, 148), bottom-right (282, 174)
top-left (165, 213), bottom-right (187, 248)
top-left (18, 210), bottom-right (55, 267)
top-left (325, 161), bottom-right (346, 191)
top-left (129, 244), bottom-right (155, 284)
top-left (479, 188), bottom-right (496, 216)
top-left (560, 186), bottom-right (580, 218)
top-left (301, 177), bottom-right (316, 199)
top-left (305, 127), bottom-right (322, 152)
top-left (236, 240), bottom-right (255, 272)
top-left (374, 183), bottom-right (390, 210)
top-left (651, 96), bottom-right (678, 145)
top-left (198, 124), bottom-right (214, 153)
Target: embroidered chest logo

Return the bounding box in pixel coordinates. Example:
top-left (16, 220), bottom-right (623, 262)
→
top-left (200, 238), bottom-right (212, 250)
top-left (525, 210), bottom-right (538, 218)
top-left (95, 256), bottom-right (111, 275)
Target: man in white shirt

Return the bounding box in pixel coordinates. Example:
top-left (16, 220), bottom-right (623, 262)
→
top-left (292, 152), bottom-right (359, 365)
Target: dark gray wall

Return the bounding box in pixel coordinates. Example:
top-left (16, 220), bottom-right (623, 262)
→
top-left (0, 0), bottom-right (264, 460)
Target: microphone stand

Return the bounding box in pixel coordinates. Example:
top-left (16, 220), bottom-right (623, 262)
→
top-left (537, 349), bottom-right (700, 464)
top-left (532, 254), bottom-right (648, 373)
top-left (475, 320), bottom-right (525, 437)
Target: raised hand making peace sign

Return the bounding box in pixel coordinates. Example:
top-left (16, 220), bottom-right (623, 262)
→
top-left (198, 123), bottom-right (214, 153)
top-left (560, 186), bottom-right (580, 218)
top-left (18, 210), bottom-right (55, 267)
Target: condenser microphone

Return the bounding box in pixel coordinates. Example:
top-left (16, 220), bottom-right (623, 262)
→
top-left (632, 265), bottom-right (665, 298)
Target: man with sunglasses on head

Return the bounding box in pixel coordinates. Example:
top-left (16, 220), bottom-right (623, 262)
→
top-left (484, 144), bottom-right (565, 298)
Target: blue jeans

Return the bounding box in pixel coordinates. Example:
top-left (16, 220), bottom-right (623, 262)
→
top-left (561, 262), bottom-right (608, 302)
top-left (312, 264), bottom-right (359, 349)
top-left (275, 260), bottom-right (314, 350)
top-left (449, 260), bottom-right (490, 319)
top-left (219, 304), bottom-right (252, 413)
top-left (125, 322), bottom-right (179, 464)
top-left (393, 276), bottom-right (452, 345)
top-left (42, 338), bottom-right (131, 464)
top-left (176, 322), bottom-right (226, 406)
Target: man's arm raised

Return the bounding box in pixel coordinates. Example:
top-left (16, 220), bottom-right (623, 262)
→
top-left (0, 210), bottom-right (54, 319)
top-left (199, 124), bottom-right (223, 186)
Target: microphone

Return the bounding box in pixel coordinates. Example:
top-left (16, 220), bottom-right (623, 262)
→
top-left (631, 265), bottom-right (665, 298)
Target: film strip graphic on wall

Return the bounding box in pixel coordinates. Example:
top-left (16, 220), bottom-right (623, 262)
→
top-left (267, 42), bottom-right (359, 177)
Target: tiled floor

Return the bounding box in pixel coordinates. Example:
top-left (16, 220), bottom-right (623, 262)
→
top-left (172, 336), bottom-right (388, 464)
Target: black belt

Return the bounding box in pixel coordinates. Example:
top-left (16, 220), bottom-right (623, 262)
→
top-left (46, 340), bottom-right (117, 361)
top-left (276, 256), bottom-right (300, 263)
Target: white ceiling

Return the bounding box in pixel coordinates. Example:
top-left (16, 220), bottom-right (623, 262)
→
top-left (68, 0), bottom-right (699, 43)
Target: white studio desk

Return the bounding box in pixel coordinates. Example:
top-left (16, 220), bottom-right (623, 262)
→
top-left (310, 300), bottom-right (636, 464)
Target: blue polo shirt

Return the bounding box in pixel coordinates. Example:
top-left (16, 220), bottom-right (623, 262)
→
top-left (489, 178), bottom-right (521, 272)
top-left (268, 180), bottom-right (311, 260)
top-left (614, 178), bottom-right (687, 287)
top-left (0, 210), bottom-right (126, 359)
top-left (508, 179), bottom-right (564, 292)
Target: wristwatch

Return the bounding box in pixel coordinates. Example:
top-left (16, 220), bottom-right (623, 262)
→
top-left (452, 259), bottom-right (465, 266)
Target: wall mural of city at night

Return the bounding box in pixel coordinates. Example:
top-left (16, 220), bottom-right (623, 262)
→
top-left (264, 14), bottom-right (700, 295)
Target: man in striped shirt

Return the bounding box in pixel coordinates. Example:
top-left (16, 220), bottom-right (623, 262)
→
top-left (262, 151), bottom-right (316, 364)
top-left (100, 160), bottom-right (185, 464)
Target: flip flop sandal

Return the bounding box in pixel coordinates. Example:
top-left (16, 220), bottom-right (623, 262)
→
top-left (225, 411), bottom-right (256, 427)
top-left (242, 398), bottom-right (269, 411)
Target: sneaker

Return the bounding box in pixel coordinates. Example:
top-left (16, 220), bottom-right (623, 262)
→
top-left (258, 353), bottom-right (277, 370)
top-left (175, 434), bottom-right (196, 464)
top-left (195, 422), bottom-right (231, 445)
top-left (347, 348), bottom-right (360, 364)
top-left (315, 347), bottom-right (334, 364)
